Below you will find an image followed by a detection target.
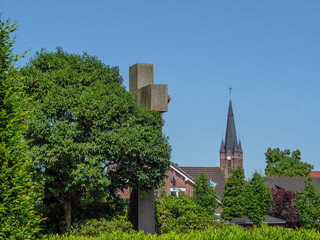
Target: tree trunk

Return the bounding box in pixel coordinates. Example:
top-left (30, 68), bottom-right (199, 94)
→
top-left (61, 195), bottom-right (72, 234)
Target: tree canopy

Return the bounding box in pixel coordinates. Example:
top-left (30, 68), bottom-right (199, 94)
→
top-left (269, 187), bottom-right (300, 228)
top-left (0, 18), bottom-right (43, 238)
top-left (192, 173), bottom-right (219, 214)
top-left (21, 48), bottom-right (171, 232)
top-left (295, 177), bottom-right (320, 228)
top-left (265, 148), bottom-right (313, 177)
top-left (221, 167), bottom-right (247, 220)
top-left (245, 172), bottom-right (272, 226)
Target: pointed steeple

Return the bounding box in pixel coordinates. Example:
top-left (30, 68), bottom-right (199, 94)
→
top-left (225, 99), bottom-right (237, 154)
top-left (220, 139), bottom-right (225, 153)
top-left (238, 138), bottom-right (243, 153)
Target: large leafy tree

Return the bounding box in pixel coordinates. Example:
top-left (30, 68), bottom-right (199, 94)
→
top-left (192, 173), bottom-right (219, 214)
top-left (245, 172), bottom-right (272, 226)
top-left (295, 177), bottom-right (320, 228)
top-left (269, 187), bottom-right (300, 228)
top-left (0, 18), bottom-right (43, 238)
top-left (221, 167), bottom-right (247, 220)
top-left (265, 148), bottom-right (313, 177)
top-left (21, 49), bottom-right (171, 232)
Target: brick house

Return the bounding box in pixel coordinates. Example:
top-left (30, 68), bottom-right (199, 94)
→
top-left (116, 164), bottom-right (226, 199)
top-left (117, 97), bottom-right (241, 200)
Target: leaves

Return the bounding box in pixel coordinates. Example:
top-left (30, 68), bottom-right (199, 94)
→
top-left (245, 172), bottom-right (272, 226)
top-left (265, 148), bottom-right (313, 177)
top-left (270, 187), bottom-right (300, 227)
top-left (295, 177), bottom-right (320, 227)
top-left (221, 167), bottom-right (247, 220)
top-left (0, 17), bottom-right (44, 239)
top-left (21, 48), bottom-right (171, 231)
top-left (192, 173), bottom-right (219, 214)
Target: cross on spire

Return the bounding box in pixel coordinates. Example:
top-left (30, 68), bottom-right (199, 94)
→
top-left (228, 86), bottom-right (232, 98)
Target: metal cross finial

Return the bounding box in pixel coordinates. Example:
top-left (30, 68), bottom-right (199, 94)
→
top-left (228, 86), bottom-right (232, 98)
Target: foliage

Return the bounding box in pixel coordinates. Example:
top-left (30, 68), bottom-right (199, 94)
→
top-left (155, 194), bottom-right (220, 234)
top-left (71, 217), bottom-right (132, 236)
top-left (21, 48), bottom-right (171, 232)
top-left (265, 148), bottom-right (313, 177)
top-left (269, 187), bottom-right (300, 227)
top-left (0, 18), bottom-right (44, 239)
top-left (42, 224), bottom-right (320, 240)
top-left (295, 177), bottom-right (320, 228)
top-left (221, 167), bottom-right (247, 220)
top-left (73, 195), bottom-right (129, 223)
top-left (245, 171), bottom-right (272, 226)
top-left (192, 173), bottom-right (219, 214)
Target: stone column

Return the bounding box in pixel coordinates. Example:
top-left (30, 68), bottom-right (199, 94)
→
top-left (128, 63), bottom-right (170, 234)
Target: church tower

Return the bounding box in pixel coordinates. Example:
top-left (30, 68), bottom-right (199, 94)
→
top-left (220, 94), bottom-right (243, 177)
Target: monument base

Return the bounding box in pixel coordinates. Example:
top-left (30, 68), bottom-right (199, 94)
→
top-left (129, 188), bottom-right (155, 234)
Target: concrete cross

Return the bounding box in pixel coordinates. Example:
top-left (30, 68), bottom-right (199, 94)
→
top-left (129, 63), bottom-right (170, 112)
top-left (128, 63), bottom-right (170, 234)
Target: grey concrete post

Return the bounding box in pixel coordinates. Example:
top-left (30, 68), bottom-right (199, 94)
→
top-left (128, 63), bottom-right (170, 234)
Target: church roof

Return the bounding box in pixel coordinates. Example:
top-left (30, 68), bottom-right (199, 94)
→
top-left (220, 139), bottom-right (225, 153)
top-left (238, 138), bottom-right (243, 153)
top-left (178, 166), bottom-right (226, 198)
top-left (225, 99), bottom-right (238, 153)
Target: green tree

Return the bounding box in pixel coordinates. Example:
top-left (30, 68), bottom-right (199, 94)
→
top-left (295, 177), bottom-right (320, 228)
top-left (265, 148), bottom-right (313, 177)
top-left (221, 167), bottom-right (247, 220)
top-left (0, 18), bottom-right (43, 238)
top-left (192, 173), bottom-right (219, 214)
top-left (21, 49), bottom-right (171, 233)
top-left (245, 171), bottom-right (272, 226)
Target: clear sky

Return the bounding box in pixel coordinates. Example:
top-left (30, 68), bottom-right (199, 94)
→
top-left (2, 1), bottom-right (320, 177)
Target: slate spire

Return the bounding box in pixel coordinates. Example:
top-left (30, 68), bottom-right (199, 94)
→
top-left (238, 138), bottom-right (243, 153)
top-left (220, 138), bottom-right (225, 153)
top-left (225, 99), bottom-right (237, 153)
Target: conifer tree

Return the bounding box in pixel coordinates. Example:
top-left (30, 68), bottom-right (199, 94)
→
top-left (193, 173), bottom-right (219, 214)
top-left (295, 177), bottom-right (320, 228)
top-left (0, 18), bottom-right (43, 238)
top-left (221, 167), bottom-right (246, 220)
top-left (245, 171), bottom-right (272, 225)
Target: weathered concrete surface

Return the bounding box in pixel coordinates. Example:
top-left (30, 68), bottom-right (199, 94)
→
top-left (129, 63), bottom-right (169, 113)
top-left (129, 63), bottom-right (154, 92)
top-left (128, 63), bottom-right (169, 234)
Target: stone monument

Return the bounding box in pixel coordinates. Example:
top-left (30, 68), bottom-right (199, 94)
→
top-left (128, 63), bottom-right (170, 234)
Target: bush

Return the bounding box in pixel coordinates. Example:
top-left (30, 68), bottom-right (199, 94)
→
top-left (71, 217), bottom-right (132, 236)
top-left (155, 194), bottom-right (222, 234)
top-left (42, 224), bottom-right (320, 240)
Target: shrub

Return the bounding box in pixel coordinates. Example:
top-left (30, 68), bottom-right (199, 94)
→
top-left (155, 194), bottom-right (222, 234)
top-left (71, 216), bottom-right (132, 236)
top-left (42, 224), bottom-right (320, 240)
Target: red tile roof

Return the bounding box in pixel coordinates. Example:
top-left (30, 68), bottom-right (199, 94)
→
top-left (309, 171), bottom-right (320, 178)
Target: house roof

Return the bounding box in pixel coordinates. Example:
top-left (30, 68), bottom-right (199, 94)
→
top-left (309, 171), bottom-right (320, 178)
top-left (264, 177), bottom-right (320, 192)
top-left (170, 164), bottom-right (195, 185)
top-left (231, 215), bottom-right (286, 225)
top-left (178, 166), bottom-right (226, 198)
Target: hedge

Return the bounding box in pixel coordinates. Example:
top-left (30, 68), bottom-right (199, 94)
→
top-left (42, 224), bottom-right (320, 240)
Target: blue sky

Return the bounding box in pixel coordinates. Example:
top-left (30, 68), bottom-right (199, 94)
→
top-left (2, 1), bottom-right (320, 177)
